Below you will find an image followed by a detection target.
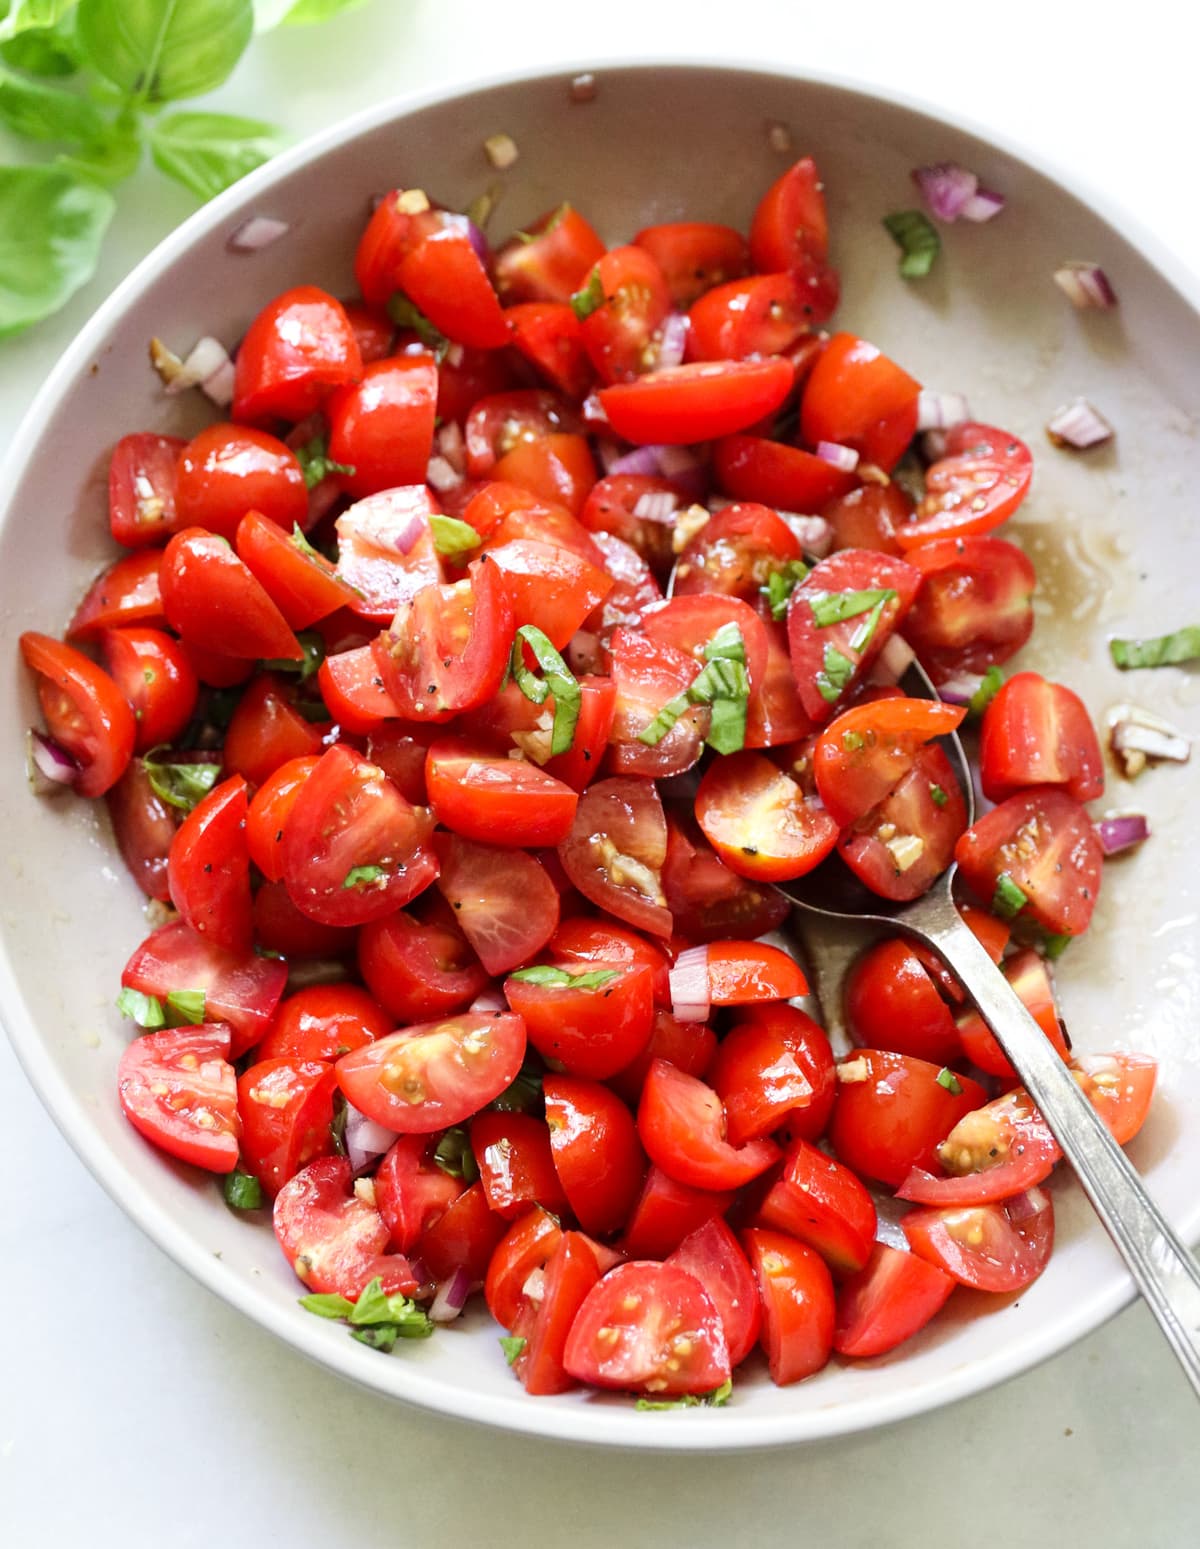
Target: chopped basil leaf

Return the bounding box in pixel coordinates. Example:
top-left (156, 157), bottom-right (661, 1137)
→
top-left (967, 666), bottom-right (1004, 716)
top-left (348, 1277), bottom-right (431, 1330)
top-left (289, 523), bottom-right (325, 561)
top-left (761, 559), bottom-right (810, 622)
top-left (430, 513), bottom-right (481, 558)
top-left (499, 1334), bottom-right (527, 1366)
top-left (1110, 626), bottom-right (1200, 671)
top-left (570, 266), bottom-right (604, 321)
top-left (115, 986), bottom-right (165, 1029)
top-left (808, 588), bottom-right (894, 630)
top-left (638, 624), bottom-right (749, 754)
top-left (464, 183), bottom-right (502, 231)
top-left (302, 1275), bottom-right (434, 1350)
top-left (223, 1168), bottom-right (264, 1211)
top-left (165, 989), bottom-right (207, 1026)
top-left (299, 1291), bottom-right (356, 1319)
top-left (386, 293), bottom-right (449, 359)
top-left (142, 748), bottom-right (221, 813)
top-left (1040, 931), bottom-right (1072, 961)
top-left (294, 434), bottom-right (355, 491)
top-left (433, 1126), bottom-right (479, 1182)
top-left (848, 593), bottom-right (893, 655)
top-left (510, 625), bottom-right (581, 756)
top-left (262, 629), bottom-right (325, 683)
top-left (635, 1377), bottom-right (733, 1411)
top-left (351, 1323), bottom-right (400, 1351)
top-left (508, 964), bottom-right (621, 989)
top-left (936, 1067), bottom-right (963, 1095)
top-left (929, 783), bottom-right (948, 807)
top-left (343, 863), bottom-right (387, 890)
top-left (992, 872), bottom-right (1028, 921)
top-left (815, 643), bottom-right (856, 704)
top-left (488, 1053), bottom-right (546, 1115)
top-left (883, 209), bottom-right (941, 279)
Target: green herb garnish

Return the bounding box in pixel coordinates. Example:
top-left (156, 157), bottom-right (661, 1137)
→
top-left (760, 559), bottom-right (810, 621)
top-left (295, 434), bottom-right (355, 491)
top-left (968, 666), bottom-right (1004, 716)
top-left (815, 643), bottom-right (856, 705)
top-left (223, 1168), bottom-right (264, 1211)
top-left (262, 629), bottom-right (325, 683)
top-left (936, 1068), bottom-right (963, 1095)
top-left (569, 266), bottom-right (604, 321)
top-left (499, 1335), bottom-right (527, 1366)
top-left (386, 292), bottom-right (449, 358)
top-left (343, 864), bottom-right (387, 890)
top-left (299, 1275), bottom-right (434, 1350)
top-left (510, 625), bottom-right (581, 756)
top-left (115, 986), bottom-right (165, 1029)
top-left (883, 209), bottom-right (941, 278)
top-left (992, 872), bottom-right (1028, 921)
top-left (635, 1378), bottom-right (733, 1412)
top-left (1109, 626), bottom-right (1200, 671)
top-left (142, 748), bottom-right (221, 813)
top-left (429, 513), bottom-right (482, 558)
top-left (433, 1126), bottom-right (479, 1182)
top-left (808, 588), bottom-right (896, 630)
top-left (165, 988), bottom-right (207, 1026)
top-left (637, 623), bottom-right (749, 754)
top-left (929, 783), bottom-right (948, 807)
top-left (508, 964), bottom-right (620, 990)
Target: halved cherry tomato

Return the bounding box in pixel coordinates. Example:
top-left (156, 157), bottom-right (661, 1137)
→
top-left (842, 937), bottom-right (962, 1065)
top-left (396, 220), bottom-right (509, 349)
top-left (745, 617), bottom-right (815, 750)
top-left (980, 671), bottom-right (1104, 804)
top-left (750, 156), bottom-right (830, 270)
top-left (485, 1206), bottom-right (565, 1331)
top-left (557, 776), bottom-right (672, 938)
top-left (837, 743), bottom-right (967, 902)
top-left (833, 1243), bottom-right (955, 1358)
top-left (273, 1156), bottom-right (415, 1296)
top-left (578, 245), bottom-right (672, 384)
top-left (513, 1231), bottom-right (602, 1396)
top-left (336, 1012), bottom-right (526, 1133)
top-left (814, 696), bottom-right (966, 828)
top-left (334, 486), bottom-right (441, 626)
top-left (419, 1179), bottom-right (507, 1284)
top-left (252, 881), bottom-right (356, 960)
top-left (667, 1215), bottom-right (761, 1366)
top-left (743, 1227), bottom-right (836, 1384)
top-left (20, 631), bottom-right (135, 798)
top-left (563, 1260), bottom-right (731, 1396)
top-left (899, 423), bottom-right (1033, 548)
top-left (484, 536), bottom-right (611, 650)
top-left (108, 432), bottom-right (187, 548)
top-left (491, 431), bottom-right (597, 517)
top-left (729, 1002), bottom-right (837, 1144)
top-left (317, 644), bottom-right (401, 733)
top-left (234, 286), bottom-right (363, 425)
top-left (578, 473), bottom-right (684, 579)
top-left (550, 917), bottom-right (670, 1002)
top-left (255, 983), bottom-right (390, 1064)
top-left (713, 434), bottom-right (857, 511)
top-left (911, 905), bottom-right (1011, 1005)
top-left (688, 273), bottom-right (821, 362)
top-left (901, 1086), bottom-right (1062, 1207)
top-left (117, 1023), bottom-right (238, 1172)
top-left (433, 831), bottom-right (561, 974)
top-left (543, 1074), bottom-right (646, 1238)
top-left (607, 625), bottom-right (709, 780)
top-left (236, 510), bottom-right (359, 631)
top-left (662, 805), bottom-right (792, 942)
top-left (599, 358), bottom-right (794, 445)
top-left (373, 1134), bottom-right (464, 1254)
top-left (106, 759), bottom-right (177, 902)
top-left (638, 1060), bottom-right (780, 1192)
top-left (695, 748), bottom-right (839, 882)
top-left (281, 743), bottom-right (438, 927)
top-left (222, 673), bottom-right (325, 788)
top-left (358, 904), bottom-right (488, 1023)
top-left (955, 786), bottom-right (1103, 937)
top-left (673, 502), bottom-right (803, 601)
top-left (471, 1111), bottom-right (567, 1220)
top-left (903, 1187), bottom-right (1055, 1293)
top-left (465, 390), bottom-right (581, 479)
top-left (709, 1012), bottom-right (824, 1146)
top-left (493, 203), bottom-right (607, 304)
top-left (829, 1049), bottom-right (986, 1187)
top-left (326, 354), bottom-right (438, 498)
top-left (244, 755), bottom-right (320, 882)
top-left (238, 1058), bottom-right (338, 1196)
top-left (1074, 1051), bottom-right (1158, 1144)
top-left (175, 423), bottom-right (307, 541)
top-left (342, 301), bottom-right (394, 363)
top-left (506, 961), bottom-right (654, 1080)
top-left (620, 1165), bottom-right (733, 1259)
top-left (800, 333), bottom-right (921, 472)
top-left (99, 626), bottom-right (198, 754)
top-left (505, 302), bottom-right (595, 400)
top-left (364, 721), bottom-right (439, 804)
top-left (824, 482), bottom-right (913, 555)
top-left (544, 674), bottom-right (616, 793)
top-left (480, 486), bottom-right (605, 566)
top-left (435, 342), bottom-right (517, 427)
top-left (160, 528), bottom-right (301, 662)
top-left (634, 221), bottom-right (750, 308)
top-left (167, 774), bottom-right (252, 954)
top-left (425, 738), bottom-right (578, 848)
top-left (754, 1135), bottom-right (877, 1277)
top-left (955, 949), bottom-right (1070, 1078)
top-left (609, 1009), bottom-right (718, 1110)
top-left (68, 551), bottom-right (168, 649)
top-left (902, 536), bottom-right (1036, 683)
top-left (698, 940), bottom-right (808, 1005)
top-left (353, 190), bottom-right (436, 306)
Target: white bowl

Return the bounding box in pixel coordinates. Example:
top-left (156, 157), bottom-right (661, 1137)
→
top-left (2, 61), bottom-right (1198, 1450)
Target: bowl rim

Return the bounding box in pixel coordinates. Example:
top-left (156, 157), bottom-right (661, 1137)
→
top-left (2, 54), bottom-right (1197, 1452)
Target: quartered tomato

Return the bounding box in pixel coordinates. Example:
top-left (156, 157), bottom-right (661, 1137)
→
top-left (902, 536), bottom-right (1036, 683)
top-left (634, 221), bottom-right (750, 308)
top-left (255, 983), bottom-right (391, 1064)
top-left (106, 759), bottom-right (177, 902)
top-left (902, 1187), bottom-right (1055, 1293)
top-left (167, 774), bottom-right (253, 954)
top-left (979, 671), bottom-right (1104, 804)
top-left (373, 1135), bottom-right (464, 1254)
top-left (395, 218), bottom-right (509, 350)
top-left (117, 1023), bottom-right (239, 1173)
top-left (175, 423), bottom-right (308, 541)
top-left (727, 1002), bottom-right (837, 1144)
top-left (465, 389), bottom-right (583, 479)
top-left (637, 1060), bottom-right (780, 1192)
top-left (326, 354), bottom-right (438, 498)
top-left (433, 831), bottom-right (561, 974)
top-left (743, 1228), bottom-right (837, 1387)
top-left (672, 502), bottom-right (803, 602)
top-left (609, 1009), bottom-right (719, 1111)
top-left (713, 434), bottom-right (857, 511)
top-left (505, 301), bottom-right (595, 400)
top-left (581, 530), bottom-right (663, 646)
top-left (954, 948), bottom-right (1070, 1078)
top-left (661, 805), bottom-right (792, 942)
top-left (20, 632), bottom-right (135, 798)
top-left (578, 245), bottom-right (672, 384)
top-left (641, 592), bottom-right (770, 702)
top-left (833, 1243), bottom-right (955, 1358)
top-left (599, 358), bottom-right (794, 445)
top-left (471, 1111), bottom-right (568, 1220)
top-left (577, 473), bottom-right (685, 579)
top-left (557, 777), bottom-right (673, 938)
top-left (160, 528), bottom-right (302, 662)
top-left (799, 333), bottom-right (921, 472)
top-left (485, 1206), bottom-right (565, 1331)
top-left (900, 423), bottom-right (1033, 548)
top-left (900, 1085), bottom-right (1062, 1207)
top-left (68, 549), bottom-right (166, 642)
top-left (753, 1138), bottom-right (877, 1275)
top-left (513, 1231), bottom-right (602, 1396)
top-left (493, 202), bottom-right (607, 304)
top-left (607, 626), bottom-right (708, 780)
top-left (233, 286), bottom-right (363, 425)
top-left (688, 273), bottom-right (822, 362)
top-left (223, 672), bottom-right (326, 787)
top-left (238, 1058), bottom-right (339, 1196)
top-left (98, 627), bottom-right (197, 755)
top-left (620, 1166), bottom-right (734, 1259)
top-left (543, 1074), bottom-right (646, 1239)
top-left (824, 482), bottom-right (913, 555)
top-left (357, 904), bottom-right (489, 1023)
top-left (749, 156), bottom-right (830, 271)
top-left (837, 743), bottom-right (968, 903)
top-left (695, 747), bottom-right (839, 882)
top-left (334, 485), bottom-right (442, 625)
top-left (668, 1216), bottom-right (761, 1367)
top-left (273, 1156), bottom-right (416, 1297)
top-left (830, 1049), bottom-right (986, 1187)
top-left (426, 739), bottom-right (579, 848)
top-left (484, 536), bottom-right (611, 650)
top-left (813, 696), bottom-right (966, 828)
top-left (108, 432), bottom-right (187, 548)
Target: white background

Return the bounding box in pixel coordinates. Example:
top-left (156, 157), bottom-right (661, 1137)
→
top-left (3, 2), bottom-right (1199, 1543)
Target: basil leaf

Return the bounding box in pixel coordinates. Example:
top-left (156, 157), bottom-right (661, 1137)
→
top-left (1110, 625), bottom-right (1200, 671)
top-left (808, 588), bottom-right (895, 629)
top-left (936, 1067), bottom-right (963, 1095)
top-left (294, 436), bottom-right (354, 491)
top-left (142, 749), bottom-right (221, 812)
top-left (636, 1377), bottom-right (733, 1411)
top-left (75, 0), bottom-right (254, 104)
top-left (429, 513), bottom-right (481, 558)
top-left (261, 628), bottom-right (324, 682)
top-left (1039, 931), bottom-right (1072, 961)
top-left (56, 118), bottom-right (144, 186)
top-left (967, 665), bottom-right (1004, 716)
top-left (883, 209), bottom-right (940, 279)
top-left (639, 624), bottom-right (749, 753)
top-left (508, 964), bottom-right (620, 990)
top-left (299, 1291), bottom-right (356, 1319)
top-left (148, 110), bottom-right (285, 200)
top-left (570, 267), bottom-right (604, 321)
top-left (165, 988), bottom-right (206, 1025)
top-left (510, 625), bottom-right (581, 756)
top-left (386, 292), bottom-right (448, 358)
top-left (343, 863), bottom-right (386, 890)
top-left (350, 1323), bottom-right (399, 1350)
top-left (223, 1167), bottom-right (264, 1210)
top-left (115, 986), bottom-right (165, 1028)
top-left (347, 1277), bottom-right (433, 1334)
top-left (991, 872), bottom-right (1028, 921)
top-left (0, 14), bottom-right (80, 75)
top-left (0, 64), bottom-right (105, 142)
top-left (815, 643), bottom-right (855, 704)
top-left (433, 1126), bottom-right (478, 1182)
top-left (0, 165), bottom-right (113, 337)
top-left (499, 1334), bottom-right (526, 1366)
top-left (487, 1053), bottom-right (545, 1115)
top-left (760, 559), bottom-right (809, 622)
top-left (254, 0), bottom-right (370, 25)
top-left (0, 0), bottom-right (77, 40)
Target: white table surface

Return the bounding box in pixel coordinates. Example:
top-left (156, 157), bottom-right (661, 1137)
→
top-left (3, 3), bottom-right (1199, 1542)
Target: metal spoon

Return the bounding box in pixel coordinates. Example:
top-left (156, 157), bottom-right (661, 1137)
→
top-left (779, 658), bottom-right (1200, 1396)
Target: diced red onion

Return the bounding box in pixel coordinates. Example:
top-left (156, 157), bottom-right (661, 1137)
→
top-left (426, 455), bottom-right (463, 493)
top-left (464, 218), bottom-right (490, 264)
top-left (920, 429), bottom-right (950, 463)
top-left (934, 672), bottom-right (983, 706)
top-left (26, 728), bottom-right (79, 794)
top-left (655, 311), bottom-right (689, 370)
top-left (777, 512), bottom-right (833, 558)
top-left (961, 187), bottom-right (1005, 222)
top-left (429, 1267), bottom-right (472, 1322)
top-left (610, 444), bottom-right (667, 477)
top-left (1053, 262), bottom-right (1118, 310)
top-left (917, 390), bottom-right (971, 432)
top-left (868, 632), bottom-right (917, 685)
top-left (632, 490), bottom-right (679, 523)
top-left (1004, 1186), bottom-right (1050, 1223)
top-left (392, 511), bottom-right (426, 555)
top-left (343, 1102), bottom-right (398, 1173)
top-left (1109, 707), bottom-right (1190, 767)
top-left (1046, 397), bottom-right (1114, 450)
top-left (670, 945), bottom-right (711, 1023)
top-left (435, 419), bottom-right (466, 474)
top-left (912, 162), bottom-right (979, 222)
top-left (522, 1266), bottom-right (546, 1302)
top-left (1095, 813), bottom-right (1150, 856)
top-left (469, 986), bottom-right (509, 1014)
top-left (815, 439), bottom-right (859, 473)
top-left (407, 1257), bottom-right (431, 1290)
top-left (227, 215), bottom-right (291, 254)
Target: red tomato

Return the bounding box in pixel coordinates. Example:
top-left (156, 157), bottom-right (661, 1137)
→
top-left (236, 510), bottom-right (359, 631)
top-left (713, 434), bottom-right (857, 511)
top-left (900, 1085), bottom-right (1062, 1207)
top-left (255, 983), bottom-right (391, 1064)
top-left (599, 358), bottom-right (794, 445)
top-left (578, 245), bottom-right (672, 384)
top-left (698, 940), bottom-right (808, 1005)
top-left (160, 528), bottom-right (301, 662)
top-left (480, 487), bottom-right (605, 566)
top-left (955, 948), bottom-right (1069, 1078)
top-left (514, 1231), bottom-right (602, 1395)
top-left (557, 776), bottom-right (672, 938)
top-left (374, 557), bottom-right (513, 719)
top-left (373, 1135), bottom-right (464, 1253)
top-left (903, 1187), bottom-right (1055, 1293)
top-left (610, 1008), bottom-right (718, 1109)
top-left (843, 937), bottom-right (962, 1066)
top-left (237, 1058), bottom-right (338, 1196)
top-left (578, 473), bottom-right (685, 579)
top-left (830, 1050), bottom-right (987, 1187)
top-left (550, 918), bottom-right (670, 1001)
top-left (425, 738), bottom-right (579, 848)
top-left (396, 220), bottom-right (509, 349)
top-left (435, 342), bottom-right (517, 426)
top-left (694, 748), bottom-right (839, 882)
top-left (666, 1216), bottom-right (761, 1366)
top-left (98, 626), bottom-right (198, 754)
top-left (662, 805), bottom-right (792, 942)
top-left (342, 300), bottom-right (394, 362)
top-left (121, 918), bottom-right (287, 1057)
top-left (117, 1023), bottom-right (238, 1173)
top-left (484, 537), bottom-right (612, 650)
top-left (750, 156), bottom-right (830, 269)
top-left (634, 221), bottom-right (750, 308)
top-left (234, 286), bottom-right (363, 425)
top-left (464, 389), bottom-right (581, 479)
top-left (544, 674), bottom-right (616, 793)
top-left (786, 548), bottom-right (921, 723)
top-left (642, 592), bottom-right (770, 700)
top-left (334, 486), bottom-right (442, 626)
top-left (814, 696), bottom-right (965, 828)
top-left (167, 774), bottom-right (252, 954)
top-left (326, 354), bottom-right (438, 498)
top-left (955, 786), bottom-right (1103, 937)
top-left (742, 1227), bottom-right (836, 1385)
top-left (1074, 1051), bottom-right (1158, 1144)
top-left (353, 190), bottom-right (434, 306)
top-left (108, 432), bottom-right (187, 548)
top-left (358, 905), bottom-right (488, 1022)
top-left (753, 1137), bottom-right (877, 1275)
top-left (491, 432), bottom-right (597, 517)
top-left (179, 640), bottom-right (254, 689)
top-left (67, 549), bottom-right (165, 642)
top-left (106, 758), bottom-right (177, 902)
top-left (620, 1165), bottom-right (733, 1258)
top-left (253, 880), bottom-right (357, 960)
top-left (980, 671), bottom-right (1104, 804)
top-left (899, 423), bottom-right (1033, 548)
top-left (433, 831), bottom-right (560, 975)
top-left (833, 1243), bottom-right (955, 1358)
top-left (506, 961), bottom-right (654, 1080)
top-left (245, 755), bottom-right (320, 882)
top-left (745, 617), bottom-right (815, 750)
top-left (223, 672), bottom-right (325, 788)
top-left (484, 1206), bottom-right (565, 1330)
top-left (175, 423), bottom-right (307, 541)
top-left (638, 1060), bottom-right (779, 1192)
top-left (608, 625), bottom-right (709, 780)
top-left (471, 1111), bottom-right (567, 1221)
top-left (824, 482), bottom-right (913, 555)
top-left (493, 202), bottom-right (607, 304)
top-left (729, 1002), bottom-right (837, 1144)
top-left (673, 502), bottom-right (803, 602)
top-left (709, 1010), bottom-right (827, 1145)
top-left (902, 536), bottom-right (1036, 683)
top-left (800, 333), bottom-right (921, 472)
top-left (563, 1260), bottom-right (731, 1396)
top-left (317, 645), bottom-right (402, 733)
top-left (273, 1156), bottom-right (415, 1296)
top-left (582, 530), bottom-right (663, 650)
top-left (837, 743), bottom-right (968, 903)
top-left (543, 1075), bottom-right (645, 1238)
top-left (281, 743), bottom-right (438, 927)
top-left (911, 904), bottom-right (1010, 1006)
top-left (19, 632), bottom-right (135, 798)
top-left (688, 273), bottom-right (823, 361)
top-left (505, 302), bottom-right (595, 399)
top-left (419, 1179), bottom-right (506, 1283)
top-left (364, 721), bottom-right (438, 804)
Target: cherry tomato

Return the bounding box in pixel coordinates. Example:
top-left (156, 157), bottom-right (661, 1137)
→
top-left (99, 626), bottom-right (198, 754)
top-left (903, 1187), bottom-right (1055, 1293)
top-left (273, 1156), bottom-right (415, 1297)
top-left (396, 219), bottom-right (509, 349)
top-left (326, 354), bottom-right (438, 498)
top-left (620, 1165), bottom-right (734, 1259)
top-left (578, 473), bottom-right (685, 579)
top-left (255, 983), bottom-right (391, 1064)
top-left (578, 245), bottom-right (672, 384)
top-left (543, 1074), bottom-right (646, 1238)
top-left (688, 273), bottom-right (823, 361)
top-left (485, 1206), bottom-right (565, 1330)
top-left (642, 592), bottom-right (770, 701)
top-left (800, 333), bottom-right (921, 472)
top-left (253, 880), bottom-right (357, 960)
top-left (419, 1179), bottom-right (506, 1284)
top-left (234, 285), bottom-right (363, 425)
top-left (505, 302), bottom-right (595, 399)
top-left (663, 1216), bottom-right (761, 1367)
top-left (842, 936), bottom-right (962, 1066)
top-left (824, 482), bottom-right (913, 555)
top-left (900, 1086), bottom-right (1062, 1207)
top-left (491, 432), bottom-right (597, 517)
top-left (695, 748), bottom-right (839, 882)
top-left (317, 644), bottom-right (402, 733)
top-left (425, 738), bottom-right (579, 848)
top-left (373, 1134), bottom-right (465, 1253)
top-left (813, 696), bottom-right (965, 828)
top-left (513, 1231), bottom-right (602, 1396)
top-left (68, 549), bottom-right (166, 642)
top-left (358, 904), bottom-right (489, 1022)
top-left (237, 1058), bottom-right (338, 1196)
top-left (599, 358), bottom-right (794, 445)
top-left (19, 632), bottom-right (135, 798)
top-left (1074, 1051), bottom-right (1158, 1144)
top-left (900, 423), bottom-right (1033, 548)
top-left (638, 1060), bottom-right (780, 1192)
top-left (634, 221), bottom-right (750, 308)
top-left (108, 432), bottom-right (187, 548)
top-left (743, 1227), bottom-right (836, 1385)
top-left (244, 755), bottom-right (320, 882)
top-left (334, 485), bottom-right (442, 626)
top-left (222, 672), bottom-right (325, 788)
top-left (752, 1137), bottom-right (877, 1275)
top-left (506, 961), bottom-right (654, 1080)
top-left (175, 423), bottom-right (307, 541)
top-left (471, 1111), bottom-right (567, 1220)
top-left (673, 502), bottom-right (803, 602)
top-left (902, 536), bottom-right (1036, 683)
top-left (557, 776), bottom-right (672, 938)
top-left (709, 1009), bottom-right (831, 1146)
top-left (662, 805), bottom-right (792, 942)
top-left (117, 1023), bottom-right (238, 1173)
top-left (829, 1049), bottom-right (987, 1187)
top-left (955, 949), bottom-right (1070, 1078)
top-left (833, 1243), bottom-right (955, 1358)
top-left (745, 617), bottom-right (815, 749)
top-left (364, 721), bottom-right (439, 804)
top-left (106, 758), bottom-right (177, 902)
top-left (608, 626), bottom-right (709, 780)
top-left (484, 537), bottom-right (612, 650)
top-left (750, 156), bottom-right (830, 270)
top-left (550, 917), bottom-right (671, 1003)
top-left (729, 1002), bottom-right (837, 1144)
top-left (713, 434), bottom-right (857, 511)
top-left (544, 674), bottom-right (616, 793)
top-left (433, 830), bottom-right (561, 974)
top-left (464, 390), bottom-right (579, 479)
top-left (167, 774), bottom-right (253, 954)
top-left (493, 202), bottom-right (607, 304)
top-left (609, 1008), bottom-right (719, 1111)
top-left (160, 528), bottom-right (301, 662)
top-left (980, 670), bottom-right (1104, 804)
top-left (837, 743), bottom-right (968, 903)
top-left (236, 510), bottom-right (359, 631)
top-left (342, 300), bottom-right (394, 362)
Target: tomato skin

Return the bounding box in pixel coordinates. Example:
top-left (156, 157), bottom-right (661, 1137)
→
top-left (902, 536), bottom-right (1036, 682)
top-left (99, 626), bottom-right (198, 754)
top-left (273, 1156), bottom-right (415, 1297)
top-left (109, 432), bottom-right (187, 548)
top-left (426, 738), bottom-right (579, 848)
top-left (620, 1165), bottom-right (734, 1259)
top-left (514, 1232), bottom-right (603, 1395)
top-left (506, 962), bottom-right (654, 1081)
top-left (742, 1227), bottom-right (836, 1385)
top-left (662, 805), bottom-right (792, 943)
top-left (237, 1058), bottom-right (338, 1196)
top-left (837, 743), bottom-right (968, 903)
top-left (753, 1138), bottom-right (877, 1275)
top-left (710, 1010), bottom-right (829, 1146)
top-left (464, 389), bottom-right (580, 479)
top-left (814, 696), bottom-right (966, 829)
top-left (687, 273), bottom-right (821, 361)
top-left (1074, 1051), bottom-right (1157, 1145)
top-left (579, 244), bottom-right (672, 384)
top-left (433, 831), bottom-right (561, 976)
top-left (491, 432), bottom-right (597, 517)
top-left (167, 774), bottom-right (253, 955)
top-left (831, 1051), bottom-right (987, 1188)
top-left (955, 948), bottom-right (1069, 1078)
top-left (638, 1060), bottom-right (779, 1192)
top-left (843, 937), bottom-right (962, 1066)
top-left (666, 1216), bottom-right (761, 1367)
top-left (900, 423), bottom-right (1033, 548)
top-left (67, 550), bottom-right (166, 642)
top-left (484, 536), bottom-right (612, 651)
top-left (236, 509), bottom-right (359, 631)
top-left (365, 721), bottom-right (438, 804)
top-left (731, 1002), bottom-right (837, 1145)
top-left (634, 221), bottom-right (750, 308)
top-left (980, 671), bottom-right (1104, 805)
top-left (234, 286), bottom-right (363, 425)
top-left (598, 358), bottom-right (794, 445)
top-left (335, 486), bottom-right (442, 626)
top-left (903, 1187), bottom-right (1055, 1294)
top-left (563, 1260), bottom-right (732, 1396)
top-left (245, 755), bottom-right (320, 883)
top-left (358, 906), bottom-right (489, 1023)
top-left (694, 749), bottom-right (839, 883)
top-left (713, 434), bottom-right (857, 511)
top-left (955, 786), bottom-right (1103, 937)
top-left (20, 632), bottom-right (136, 798)
top-left (160, 528), bottom-right (302, 662)
top-left (326, 354), bottom-right (438, 499)
top-left (800, 333), bottom-right (921, 472)
top-left (700, 940), bottom-right (808, 1005)
top-left (543, 1075), bottom-right (646, 1238)
top-left (255, 984), bottom-right (390, 1064)
top-left (335, 1012), bottom-right (527, 1133)
top-left (833, 1243), bottom-right (955, 1358)
top-left (902, 1085), bottom-right (1063, 1207)
top-left (608, 625), bottom-right (709, 780)
top-left (342, 301), bottom-right (394, 362)
top-left (373, 1135), bottom-right (464, 1254)
top-left (117, 1023), bottom-right (239, 1173)
top-left (494, 203), bottom-right (607, 305)
top-left (746, 617), bottom-right (815, 750)
top-left (557, 776), bottom-right (673, 939)
top-left (255, 881), bottom-right (357, 960)
top-left (544, 674), bottom-right (616, 793)
top-left (222, 672), bottom-right (325, 788)
top-left (106, 758), bottom-right (177, 901)
top-left (471, 1111), bottom-right (568, 1221)
top-left (396, 221), bottom-right (509, 349)
top-left (485, 1206), bottom-right (565, 1330)
top-left (505, 302), bottom-right (595, 399)
top-left (750, 157), bottom-right (830, 270)
top-left (610, 1008), bottom-right (718, 1109)
top-left (825, 482), bottom-right (912, 555)
top-left (673, 502), bottom-right (802, 602)
top-left (175, 423), bottom-right (308, 541)
top-left (317, 644), bottom-right (401, 732)
top-left (578, 473), bottom-right (684, 579)
top-left (418, 1179), bottom-right (506, 1284)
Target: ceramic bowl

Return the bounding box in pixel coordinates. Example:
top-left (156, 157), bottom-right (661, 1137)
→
top-left (2, 60), bottom-right (1198, 1450)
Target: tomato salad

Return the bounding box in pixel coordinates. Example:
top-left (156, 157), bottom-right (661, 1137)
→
top-left (20, 151), bottom-right (1158, 1407)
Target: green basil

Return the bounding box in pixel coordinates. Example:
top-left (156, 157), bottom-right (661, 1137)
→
top-left (223, 1168), bottom-right (264, 1210)
top-left (75, 0), bottom-right (254, 104)
top-left (499, 1334), bottom-right (526, 1366)
top-left (815, 643), bottom-right (855, 704)
top-left (294, 436), bottom-right (354, 491)
top-left (165, 988), bottom-right (206, 1025)
top-left (0, 64), bottom-right (105, 142)
top-left (992, 873), bottom-right (1028, 922)
top-left (1110, 625), bottom-right (1200, 671)
top-left (0, 0), bottom-right (77, 40)
top-left (342, 863), bottom-right (387, 890)
top-left (510, 625), bottom-right (581, 756)
top-left (142, 749), bottom-right (221, 813)
top-left (386, 292), bottom-right (448, 357)
top-left (508, 964), bottom-right (620, 990)
top-left (115, 986), bottom-right (166, 1028)
top-left (148, 110), bottom-right (285, 199)
top-left (570, 267), bottom-right (603, 320)
top-left (0, 165), bottom-right (113, 336)
top-left (760, 559), bottom-right (809, 622)
top-left (429, 514), bottom-right (481, 558)
top-left (883, 209), bottom-right (940, 279)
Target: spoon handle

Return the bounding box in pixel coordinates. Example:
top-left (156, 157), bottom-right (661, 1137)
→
top-left (919, 905), bottom-right (1200, 1399)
